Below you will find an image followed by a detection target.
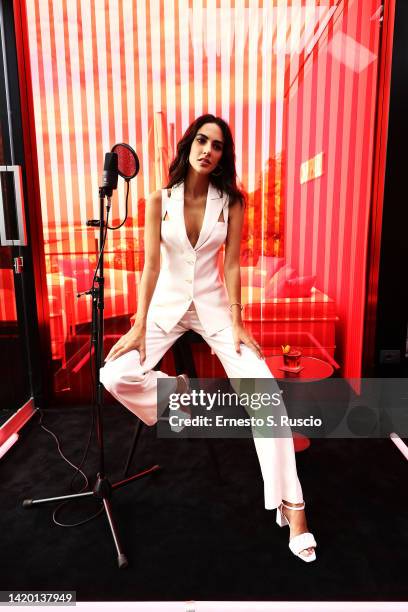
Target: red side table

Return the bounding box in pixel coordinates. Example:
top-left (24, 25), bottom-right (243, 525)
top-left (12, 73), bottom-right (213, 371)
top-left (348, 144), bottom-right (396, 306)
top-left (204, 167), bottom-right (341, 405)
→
top-left (265, 355), bottom-right (334, 452)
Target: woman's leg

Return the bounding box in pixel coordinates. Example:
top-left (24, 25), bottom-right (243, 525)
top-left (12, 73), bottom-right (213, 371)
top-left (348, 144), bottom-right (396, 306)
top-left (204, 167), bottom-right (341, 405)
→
top-left (100, 319), bottom-right (186, 426)
top-left (194, 321), bottom-right (303, 511)
top-left (200, 322), bottom-right (315, 557)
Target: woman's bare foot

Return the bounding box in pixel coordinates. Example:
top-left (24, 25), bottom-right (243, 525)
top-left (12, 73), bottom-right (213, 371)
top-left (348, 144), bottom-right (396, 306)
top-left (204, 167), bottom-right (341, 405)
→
top-left (281, 500), bottom-right (315, 559)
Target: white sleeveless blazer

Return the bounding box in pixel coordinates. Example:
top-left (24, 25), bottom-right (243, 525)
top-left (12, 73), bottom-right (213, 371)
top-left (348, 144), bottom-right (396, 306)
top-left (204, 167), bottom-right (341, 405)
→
top-left (147, 181), bottom-right (233, 336)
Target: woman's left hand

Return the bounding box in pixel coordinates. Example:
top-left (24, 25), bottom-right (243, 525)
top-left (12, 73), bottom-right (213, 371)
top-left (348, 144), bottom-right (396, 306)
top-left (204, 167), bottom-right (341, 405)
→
top-left (232, 323), bottom-right (265, 360)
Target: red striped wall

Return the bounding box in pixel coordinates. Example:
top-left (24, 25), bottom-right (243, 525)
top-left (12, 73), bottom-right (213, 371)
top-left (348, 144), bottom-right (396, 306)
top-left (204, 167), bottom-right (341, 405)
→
top-left (17, 0), bottom-right (385, 391)
top-left (283, 0), bottom-right (383, 377)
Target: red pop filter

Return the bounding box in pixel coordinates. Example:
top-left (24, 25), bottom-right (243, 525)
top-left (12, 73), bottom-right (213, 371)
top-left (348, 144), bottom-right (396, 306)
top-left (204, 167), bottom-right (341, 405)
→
top-left (111, 143), bottom-right (140, 180)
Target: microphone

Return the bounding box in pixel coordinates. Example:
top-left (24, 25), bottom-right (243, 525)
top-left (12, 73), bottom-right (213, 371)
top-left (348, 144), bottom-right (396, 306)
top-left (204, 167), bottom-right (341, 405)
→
top-left (89, 144), bottom-right (139, 227)
top-left (100, 151), bottom-right (118, 197)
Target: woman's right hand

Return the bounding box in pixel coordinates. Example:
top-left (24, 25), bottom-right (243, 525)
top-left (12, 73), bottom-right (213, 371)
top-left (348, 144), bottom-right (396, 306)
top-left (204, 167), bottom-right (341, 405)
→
top-left (104, 322), bottom-right (146, 364)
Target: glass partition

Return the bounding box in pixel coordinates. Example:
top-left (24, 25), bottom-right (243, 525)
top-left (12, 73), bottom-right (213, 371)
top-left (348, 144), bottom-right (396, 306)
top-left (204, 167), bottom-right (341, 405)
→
top-left (0, 0), bottom-right (32, 417)
top-left (26, 0), bottom-right (385, 399)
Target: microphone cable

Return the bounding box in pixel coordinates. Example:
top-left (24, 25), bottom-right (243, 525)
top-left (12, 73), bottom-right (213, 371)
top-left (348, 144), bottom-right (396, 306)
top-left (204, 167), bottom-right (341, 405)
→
top-left (107, 179), bottom-right (130, 230)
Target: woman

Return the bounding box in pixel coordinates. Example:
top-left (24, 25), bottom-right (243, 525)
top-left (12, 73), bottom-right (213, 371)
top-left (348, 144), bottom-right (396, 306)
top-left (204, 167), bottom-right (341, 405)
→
top-left (100, 114), bottom-right (316, 562)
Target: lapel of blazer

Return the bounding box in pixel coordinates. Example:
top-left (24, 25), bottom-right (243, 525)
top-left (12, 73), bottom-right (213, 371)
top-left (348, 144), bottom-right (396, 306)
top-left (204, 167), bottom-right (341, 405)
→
top-left (170, 181), bottom-right (225, 252)
top-left (169, 182), bottom-right (192, 252)
top-left (194, 182), bottom-right (225, 251)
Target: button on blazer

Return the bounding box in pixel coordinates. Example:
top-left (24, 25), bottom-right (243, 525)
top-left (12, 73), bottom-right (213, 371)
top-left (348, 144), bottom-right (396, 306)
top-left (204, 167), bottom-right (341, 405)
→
top-left (147, 181), bottom-right (233, 336)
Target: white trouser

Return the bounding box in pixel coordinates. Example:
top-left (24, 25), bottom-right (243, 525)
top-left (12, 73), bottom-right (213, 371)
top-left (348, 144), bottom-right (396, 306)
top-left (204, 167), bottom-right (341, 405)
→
top-left (100, 303), bottom-right (303, 509)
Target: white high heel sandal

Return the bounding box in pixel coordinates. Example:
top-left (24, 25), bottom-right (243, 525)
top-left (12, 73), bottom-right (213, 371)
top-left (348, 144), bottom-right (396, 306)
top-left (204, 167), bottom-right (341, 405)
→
top-left (276, 501), bottom-right (317, 563)
top-left (170, 374), bottom-right (192, 433)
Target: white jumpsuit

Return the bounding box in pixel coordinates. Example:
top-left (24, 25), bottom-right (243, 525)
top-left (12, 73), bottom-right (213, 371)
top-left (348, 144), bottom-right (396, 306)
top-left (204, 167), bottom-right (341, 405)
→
top-left (100, 182), bottom-right (303, 510)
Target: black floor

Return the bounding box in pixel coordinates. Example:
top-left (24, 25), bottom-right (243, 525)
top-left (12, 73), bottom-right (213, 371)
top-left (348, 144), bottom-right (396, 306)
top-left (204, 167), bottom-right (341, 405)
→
top-left (1, 405), bottom-right (408, 602)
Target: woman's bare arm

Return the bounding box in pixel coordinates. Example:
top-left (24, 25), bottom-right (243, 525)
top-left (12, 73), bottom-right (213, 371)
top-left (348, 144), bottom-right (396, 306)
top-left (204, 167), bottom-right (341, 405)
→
top-left (133, 190), bottom-right (162, 326)
top-left (105, 190), bottom-right (162, 364)
top-left (224, 200), bottom-right (264, 359)
top-left (224, 200), bottom-right (244, 326)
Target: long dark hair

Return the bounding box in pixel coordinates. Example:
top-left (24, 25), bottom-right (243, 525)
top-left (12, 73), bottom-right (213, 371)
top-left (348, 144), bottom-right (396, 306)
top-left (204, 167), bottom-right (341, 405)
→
top-left (165, 114), bottom-right (245, 207)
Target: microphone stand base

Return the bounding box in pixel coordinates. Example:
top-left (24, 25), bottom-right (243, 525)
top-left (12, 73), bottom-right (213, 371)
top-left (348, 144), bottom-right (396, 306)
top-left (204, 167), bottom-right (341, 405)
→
top-left (22, 464), bottom-right (161, 569)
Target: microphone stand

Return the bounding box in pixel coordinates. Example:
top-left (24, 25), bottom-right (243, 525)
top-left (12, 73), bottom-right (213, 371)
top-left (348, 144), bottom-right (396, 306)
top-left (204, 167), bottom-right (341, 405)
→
top-left (23, 185), bottom-right (161, 569)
